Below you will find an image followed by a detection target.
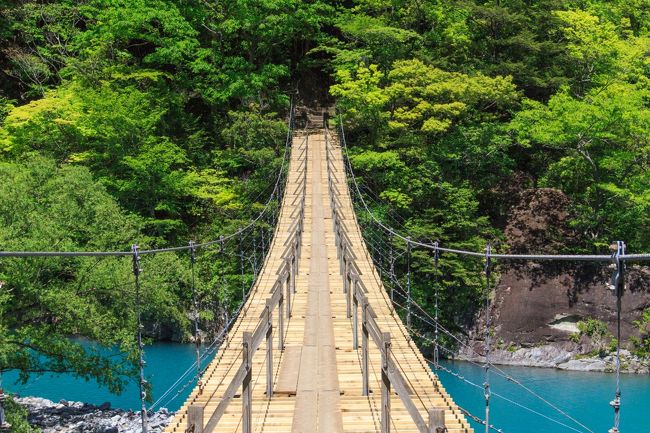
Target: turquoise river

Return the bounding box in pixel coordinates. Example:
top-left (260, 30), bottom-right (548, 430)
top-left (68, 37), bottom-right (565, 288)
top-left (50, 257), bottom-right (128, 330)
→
top-left (5, 343), bottom-right (649, 432)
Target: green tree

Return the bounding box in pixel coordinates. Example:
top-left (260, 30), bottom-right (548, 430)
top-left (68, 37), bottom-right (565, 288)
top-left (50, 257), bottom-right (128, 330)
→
top-left (336, 13), bottom-right (421, 70)
top-left (631, 307), bottom-right (650, 358)
top-left (577, 317), bottom-right (613, 356)
top-left (511, 83), bottom-right (650, 250)
top-left (0, 156), bottom-right (200, 396)
top-left (330, 64), bottom-right (388, 144)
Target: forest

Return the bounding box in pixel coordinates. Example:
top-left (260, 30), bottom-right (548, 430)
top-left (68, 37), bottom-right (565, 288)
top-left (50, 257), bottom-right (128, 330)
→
top-left (0, 0), bottom-right (649, 424)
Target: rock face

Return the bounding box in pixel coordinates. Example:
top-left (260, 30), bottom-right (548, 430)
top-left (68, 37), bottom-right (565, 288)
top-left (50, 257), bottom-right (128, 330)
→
top-left (470, 188), bottom-right (650, 369)
top-left (492, 264), bottom-right (650, 346)
top-left (17, 397), bottom-right (173, 433)
top-left (504, 188), bottom-right (578, 255)
top-left (458, 345), bottom-right (650, 373)
top-left (459, 343), bottom-right (573, 368)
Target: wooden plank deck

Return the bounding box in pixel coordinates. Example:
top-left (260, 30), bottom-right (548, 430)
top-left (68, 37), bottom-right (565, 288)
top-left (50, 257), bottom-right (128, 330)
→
top-left (164, 128), bottom-right (473, 433)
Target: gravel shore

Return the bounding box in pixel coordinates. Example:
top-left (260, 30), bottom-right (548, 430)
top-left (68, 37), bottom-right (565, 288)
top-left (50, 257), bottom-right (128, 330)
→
top-left (16, 397), bottom-right (173, 433)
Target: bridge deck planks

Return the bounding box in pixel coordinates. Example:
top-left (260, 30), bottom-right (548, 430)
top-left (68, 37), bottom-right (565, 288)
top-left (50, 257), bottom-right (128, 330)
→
top-left (163, 129), bottom-right (473, 433)
top-left (274, 346), bottom-right (301, 396)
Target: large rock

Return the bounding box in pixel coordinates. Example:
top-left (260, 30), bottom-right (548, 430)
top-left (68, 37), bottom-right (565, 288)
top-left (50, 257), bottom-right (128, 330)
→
top-left (458, 343), bottom-right (650, 373)
top-left (16, 397), bottom-right (174, 433)
top-left (490, 188), bottom-right (650, 347)
top-left (557, 358), bottom-right (608, 372)
top-left (458, 342), bottom-right (573, 368)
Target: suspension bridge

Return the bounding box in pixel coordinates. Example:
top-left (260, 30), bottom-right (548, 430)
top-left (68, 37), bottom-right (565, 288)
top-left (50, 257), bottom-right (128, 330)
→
top-left (163, 112), bottom-right (473, 433)
top-left (2, 104), bottom-right (648, 433)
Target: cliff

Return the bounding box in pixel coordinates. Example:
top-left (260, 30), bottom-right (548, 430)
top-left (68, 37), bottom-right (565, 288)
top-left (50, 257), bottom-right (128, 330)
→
top-left (469, 188), bottom-right (650, 369)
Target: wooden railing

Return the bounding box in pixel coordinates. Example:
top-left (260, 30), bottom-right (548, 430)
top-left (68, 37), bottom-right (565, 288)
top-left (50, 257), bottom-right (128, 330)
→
top-left (186, 136), bottom-right (308, 433)
top-left (325, 124), bottom-right (448, 433)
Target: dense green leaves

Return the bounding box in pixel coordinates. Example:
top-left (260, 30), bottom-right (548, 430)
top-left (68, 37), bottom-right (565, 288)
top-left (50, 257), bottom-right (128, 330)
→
top-left (0, 157), bottom-right (141, 392)
top-left (511, 83), bottom-right (650, 250)
top-left (0, 0), bottom-right (303, 400)
top-left (329, 0), bottom-right (650, 339)
top-left (1, 0), bottom-right (650, 405)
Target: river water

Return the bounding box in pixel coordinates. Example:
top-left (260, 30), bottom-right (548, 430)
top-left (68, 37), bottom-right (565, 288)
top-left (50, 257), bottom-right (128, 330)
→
top-left (5, 343), bottom-right (649, 432)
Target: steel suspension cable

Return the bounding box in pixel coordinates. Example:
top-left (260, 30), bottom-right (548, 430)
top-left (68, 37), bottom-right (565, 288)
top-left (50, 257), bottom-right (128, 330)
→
top-left (1, 104), bottom-right (297, 258)
top-left (149, 120), bottom-right (302, 412)
top-left (609, 241), bottom-right (625, 433)
top-left (483, 244), bottom-right (492, 433)
top-left (394, 298), bottom-right (597, 433)
top-left (433, 242), bottom-right (440, 371)
top-left (433, 361), bottom-right (594, 433)
top-left (454, 403), bottom-right (504, 433)
top-left (239, 230), bottom-right (246, 301)
top-left (132, 245), bottom-right (148, 433)
top-left (386, 259), bottom-right (597, 433)
top-left (337, 112), bottom-right (619, 432)
top-left (189, 241), bottom-right (202, 394)
top-left (406, 237), bottom-right (412, 328)
top-left (388, 233), bottom-right (396, 302)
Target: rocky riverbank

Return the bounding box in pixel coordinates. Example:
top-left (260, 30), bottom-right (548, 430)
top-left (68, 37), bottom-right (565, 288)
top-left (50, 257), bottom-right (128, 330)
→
top-left (16, 397), bottom-right (173, 433)
top-left (457, 344), bottom-right (650, 373)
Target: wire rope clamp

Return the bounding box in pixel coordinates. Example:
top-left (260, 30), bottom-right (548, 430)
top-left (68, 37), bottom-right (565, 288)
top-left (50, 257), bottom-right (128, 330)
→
top-left (482, 375), bottom-right (491, 402)
top-left (132, 244), bottom-right (142, 277)
top-left (609, 241), bottom-right (626, 297)
top-left (189, 240), bottom-right (196, 265)
top-left (484, 243), bottom-right (492, 279)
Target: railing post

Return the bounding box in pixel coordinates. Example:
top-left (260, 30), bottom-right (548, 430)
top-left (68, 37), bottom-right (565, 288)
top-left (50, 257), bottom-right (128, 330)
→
top-left (242, 332), bottom-right (252, 433)
top-left (297, 218), bottom-right (303, 259)
top-left (361, 296), bottom-right (369, 396)
top-left (381, 332), bottom-right (391, 433)
top-left (346, 272), bottom-right (352, 319)
top-left (428, 409), bottom-right (446, 433)
top-left (334, 219), bottom-right (339, 250)
top-left (285, 265), bottom-right (292, 318)
top-left (343, 255), bottom-right (348, 293)
top-left (340, 240), bottom-right (346, 277)
top-left (265, 300), bottom-right (274, 398)
top-left (291, 253), bottom-right (297, 294)
top-left (278, 290), bottom-right (285, 350)
top-left (352, 280), bottom-right (359, 350)
top-left (188, 405), bottom-right (204, 433)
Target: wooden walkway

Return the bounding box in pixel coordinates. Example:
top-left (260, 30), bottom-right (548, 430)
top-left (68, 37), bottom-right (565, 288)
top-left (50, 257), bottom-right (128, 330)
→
top-left (164, 126), bottom-right (473, 433)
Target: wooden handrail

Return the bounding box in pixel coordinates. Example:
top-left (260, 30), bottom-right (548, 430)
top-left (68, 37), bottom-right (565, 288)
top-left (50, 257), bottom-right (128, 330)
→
top-left (195, 134), bottom-right (308, 433)
top-left (325, 133), bottom-right (448, 433)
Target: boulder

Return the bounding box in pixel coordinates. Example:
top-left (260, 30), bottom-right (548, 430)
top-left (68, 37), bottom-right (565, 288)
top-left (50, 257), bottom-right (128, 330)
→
top-left (16, 396), bottom-right (174, 433)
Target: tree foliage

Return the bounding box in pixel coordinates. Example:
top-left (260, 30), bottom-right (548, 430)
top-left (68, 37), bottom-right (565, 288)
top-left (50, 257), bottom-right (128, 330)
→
top-left (0, 156), bottom-right (192, 393)
top-left (1, 0), bottom-right (650, 404)
top-left (0, 0), bottom-right (308, 401)
top-left (328, 0), bottom-right (650, 340)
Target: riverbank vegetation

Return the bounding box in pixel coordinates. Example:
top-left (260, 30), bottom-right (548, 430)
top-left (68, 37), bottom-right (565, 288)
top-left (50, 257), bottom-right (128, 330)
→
top-left (0, 0), bottom-right (648, 411)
